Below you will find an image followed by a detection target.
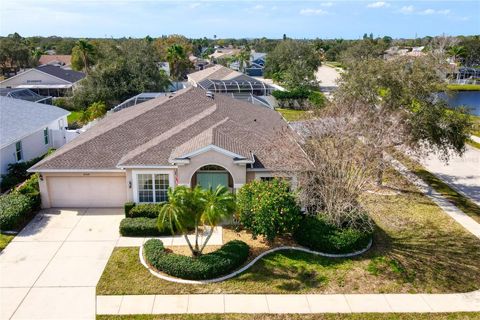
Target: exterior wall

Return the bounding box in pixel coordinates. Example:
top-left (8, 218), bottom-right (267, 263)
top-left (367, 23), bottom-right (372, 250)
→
top-left (0, 116), bottom-right (68, 176)
top-left (176, 149), bottom-right (247, 189)
top-left (39, 172), bottom-right (127, 208)
top-left (0, 69), bottom-right (70, 88)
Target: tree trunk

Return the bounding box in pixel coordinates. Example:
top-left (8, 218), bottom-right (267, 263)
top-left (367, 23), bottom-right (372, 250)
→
top-left (184, 234), bottom-right (196, 256)
top-left (199, 227), bottom-right (214, 255)
top-left (376, 152), bottom-right (385, 187)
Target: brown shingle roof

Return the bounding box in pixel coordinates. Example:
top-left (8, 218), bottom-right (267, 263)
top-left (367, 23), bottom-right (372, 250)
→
top-left (187, 65), bottom-right (242, 85)
top-left (30, 87), bottom-right (309, 172)
top-left (38, 55), bottom-right (72, 66)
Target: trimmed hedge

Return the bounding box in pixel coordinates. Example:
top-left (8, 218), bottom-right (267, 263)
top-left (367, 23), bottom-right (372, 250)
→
top-left (0, 193), bottom-right (34, 231)
top-left (294, 217), bottom-right (372, 254)
top-left (127, 203), bottom-right (162, 218)
top-left (0, 174), bottom-right (41, 231)
top-left (119, 217), bottom-right (172, 237)
top-left (144, 239), bottom-right (250, 280)
top-left (124, 202), bottom-right (135, 216)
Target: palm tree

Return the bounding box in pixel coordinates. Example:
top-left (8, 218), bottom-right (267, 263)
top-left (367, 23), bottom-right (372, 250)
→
top-left (166, 44), bottom-right (189, 89)
top-left (447, 45), bottom-right (466, 65)
top-left (75, 39), bottom-right (95, 74)
top-left (158, 185), bottom-right (235, 256)
top-left (236, 48), bottom-right (251, 73)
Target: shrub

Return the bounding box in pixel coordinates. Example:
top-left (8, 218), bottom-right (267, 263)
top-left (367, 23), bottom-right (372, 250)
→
top-left (307, 91), bottom-right (327, 108)
top-left (124, 202), bottom-right (136, 217)
top-left (237, 179), bottom-right (302, 242)
top-left (0, 193), bottom-right (34, 231)
top-left (144, 239), bottom-right (249, 280)
top-left (119, 217), bottom-right (171, 237)
top-left (17, 174), bottom-right (41, 210)
top-left (127, 203), bottom-right (162, 218)
top-left (294, 216), bottom-right (372, 254)
top-left (0, 154), bottom-right (48, 192)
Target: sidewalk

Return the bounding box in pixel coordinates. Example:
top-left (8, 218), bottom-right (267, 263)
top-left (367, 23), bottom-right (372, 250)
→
top-left (389, 156), bottom-right (480, 240)
top-left (97, 291), bottom-right (480, 315)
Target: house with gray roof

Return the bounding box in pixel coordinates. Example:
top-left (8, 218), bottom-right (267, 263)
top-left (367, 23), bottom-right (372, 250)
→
top-left (0, 97), bottom-right (70, 177)
top-left (29, 87), bottom-right (309, 208)
top-left (0, 65), bottom-right (85, 97)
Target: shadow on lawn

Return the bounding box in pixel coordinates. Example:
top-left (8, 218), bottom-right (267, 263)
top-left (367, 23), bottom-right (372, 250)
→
top-left (367, 223), bottom-right (480, 292)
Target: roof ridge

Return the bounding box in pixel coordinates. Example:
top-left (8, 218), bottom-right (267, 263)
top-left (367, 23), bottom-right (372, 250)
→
top-left (117, 103), bottom-right (217, 167)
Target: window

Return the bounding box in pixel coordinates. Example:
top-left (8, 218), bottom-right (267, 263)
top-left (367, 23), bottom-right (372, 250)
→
top-left (15, 141), bottom-right (23, 162)
top-left (44, 128), bottom-right (49, 145)
top-left (136, 173), bottom-right (169, 203)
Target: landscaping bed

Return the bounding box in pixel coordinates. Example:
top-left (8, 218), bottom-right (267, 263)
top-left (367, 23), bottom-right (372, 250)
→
top-left (97, 167), bottom-right (480, 295)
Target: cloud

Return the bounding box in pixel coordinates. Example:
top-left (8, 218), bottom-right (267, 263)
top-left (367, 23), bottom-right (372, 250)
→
top-left (320, 2), bottom-right (334, 7)
top-left (188, 3), bottom-right (201, 9)
top-left (399, 5), bottom-right (414, 14)
top-left (299, 8), bottom-right (328, 16)
top-left (252, 4), bottom-right (264, 10)
top-left (367, 2), bottom-right (389, 8)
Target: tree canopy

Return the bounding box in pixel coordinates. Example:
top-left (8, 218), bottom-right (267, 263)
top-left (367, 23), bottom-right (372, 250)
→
top-left (73, 39), bottom-right (171, 109)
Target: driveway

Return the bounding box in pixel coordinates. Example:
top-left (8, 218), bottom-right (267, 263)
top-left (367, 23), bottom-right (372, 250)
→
top-left (0, 208), bottom-right (123, 320)
top-left (421, 145), bottom-right (480, 206)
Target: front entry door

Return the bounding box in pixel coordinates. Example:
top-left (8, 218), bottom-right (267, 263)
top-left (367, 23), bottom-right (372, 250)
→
top-left (197, 172), bottom-right (229, 190)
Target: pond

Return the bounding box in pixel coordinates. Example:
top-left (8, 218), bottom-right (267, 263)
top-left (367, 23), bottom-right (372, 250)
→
top-left (443, 91), bottom-right (480, 116)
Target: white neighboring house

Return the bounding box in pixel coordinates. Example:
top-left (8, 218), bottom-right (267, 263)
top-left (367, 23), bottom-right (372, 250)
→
top-left (0, 97), bottom-right (70, 177)
top-left (0, 65), bottom-right (85, 97)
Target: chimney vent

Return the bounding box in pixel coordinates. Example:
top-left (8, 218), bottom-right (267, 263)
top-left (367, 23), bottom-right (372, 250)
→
top-left (206, 91), bottom-right (214, 99)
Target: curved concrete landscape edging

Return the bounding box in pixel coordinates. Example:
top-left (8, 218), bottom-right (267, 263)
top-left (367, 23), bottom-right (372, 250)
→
top-left (139, 238), bottom-right (373, 284)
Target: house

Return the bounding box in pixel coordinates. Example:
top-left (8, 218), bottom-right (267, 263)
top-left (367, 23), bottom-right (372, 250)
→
top-left (209, 48), bottom-right (241, 64)
top-left (187, 65), bottom-right (274, 100)
top-left (38, 55), bottom-right (72, 68)
top-left (0, 97), bottom-right (70, 176)
top-left (29, 87), bottom-right (309, 208)
top-left (0, 65), bottom-right (85, 97)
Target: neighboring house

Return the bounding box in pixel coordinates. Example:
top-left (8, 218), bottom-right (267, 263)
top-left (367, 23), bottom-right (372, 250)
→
top-left (0, 97), bottom-right (69, 177)
top-left (0, 88), bottom-right (52, 104)
top-left (0, 65), bottom-right (85, 97)
top-left (38, 55), bottom-right (72, 68)
top-left (189, 55), bottom-right (210, 71)
top-left (187, 65), bottom-right (274, 102)
top-left (29, 87), bottom-right (309, 208)
top-left (209, 48), bottom-right (241, 64)
top-left (245, 51), bottom-right (267, 77)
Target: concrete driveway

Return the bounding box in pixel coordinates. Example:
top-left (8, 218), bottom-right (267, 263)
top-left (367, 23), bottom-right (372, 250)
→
top-left (421, 145), bottom-right (480, 206)
top-left (0, 208), bottom-right (123, 320)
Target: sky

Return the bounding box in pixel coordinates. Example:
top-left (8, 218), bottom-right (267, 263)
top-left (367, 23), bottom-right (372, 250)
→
top-left (0, 0), bottom-right (479, 39)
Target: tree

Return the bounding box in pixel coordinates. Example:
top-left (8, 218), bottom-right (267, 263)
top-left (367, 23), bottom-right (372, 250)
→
top-left (73, 39), bottom-right (171, 109)
top-left (158, 186), bottom-right (235, 256)
top-left (154, 34), bottom-right (192, 61)
top-left (0, 33), bottom-right (33, 76)
top-left (166, 44), bottom-right (192, 82)
top-left (335, 56), bottom-right (472, 186)
top-left (235, 47), bottom-right (251, 72)
top-left (264, 40), bottom-right (321, 89)
top-left (447, 45), bottom-right (466, 65)
top-left (71, 39), bottom-right (95, 73)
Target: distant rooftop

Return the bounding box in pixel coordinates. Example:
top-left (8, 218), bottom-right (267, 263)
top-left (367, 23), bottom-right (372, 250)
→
top-left (36, 65), bottom-right (85, 83)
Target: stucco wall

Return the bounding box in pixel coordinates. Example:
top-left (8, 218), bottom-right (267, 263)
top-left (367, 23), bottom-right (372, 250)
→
top-left (0, 116), bottom-right (67, 176)
top-left (177, 149), bottom-right (247, 188)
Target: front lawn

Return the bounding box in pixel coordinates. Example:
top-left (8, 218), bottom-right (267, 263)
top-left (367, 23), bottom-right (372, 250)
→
top-left (0, 234), bottom-right (14, 251)
top-left (97, 167), bottom-right (480, 295)
top-left (447, 84), bottom-right (480, 91)
top-left (275, 108), bottom-right (313, 122)
top-left (97, 313), bottom-right (480, 320)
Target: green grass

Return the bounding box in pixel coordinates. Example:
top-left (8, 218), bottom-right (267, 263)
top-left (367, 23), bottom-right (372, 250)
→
top-left (97, 168), bottom-right (480, 295)
top-left (0, 234), bottom-right (14, 251)
top-left (325, 61), bottom-right (344, 69)
top-left (97, 313), bottom-right (480, 320)
top-left (394, 151), bottom-right (480, 223)
top-left (447, 84), bottom-right (480, 91)
top-left (466, 139), bottom-right (480, 149)
top-left (67, 111), bottom-right (83, 125)
top-left (275, 108), bottom-right (313, 122)
top-left (471, 115), bottom-right (480, 138)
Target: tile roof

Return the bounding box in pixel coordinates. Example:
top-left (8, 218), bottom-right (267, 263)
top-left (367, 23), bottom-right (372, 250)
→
top-left (187, 65), bottom-right (242, 84)
top-left (30, 87), bottom-right (309, 172)
top-left (35, 65), bottom-right (85, 83)
top-left (38, 55), bottom-right (72, 66)
top-left (0, 97), bottom-right (70, 148)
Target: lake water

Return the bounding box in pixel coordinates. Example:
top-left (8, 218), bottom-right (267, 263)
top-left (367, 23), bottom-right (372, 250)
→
top-left (444, 91), bottom-right (480, 116)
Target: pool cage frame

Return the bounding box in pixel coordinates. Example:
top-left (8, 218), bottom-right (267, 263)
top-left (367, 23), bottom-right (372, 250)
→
top-left (197, 79), bottom-right (274, 96)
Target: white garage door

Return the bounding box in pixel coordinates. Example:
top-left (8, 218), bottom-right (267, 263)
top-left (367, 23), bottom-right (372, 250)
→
top-left (48, 176), bottom-right (127, 207)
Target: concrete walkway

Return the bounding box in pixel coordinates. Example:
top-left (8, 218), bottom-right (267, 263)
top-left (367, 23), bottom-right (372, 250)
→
top-left (97, 291), bottom-right (480, 315)
top-left (0, 208), bottom-right (123, 320)
top-left (315, 65), bottom-right (341, 91)
top-left (420, 145), bottom-right (480, 206)
top-left (390, 156), bottom-right (480, 239)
